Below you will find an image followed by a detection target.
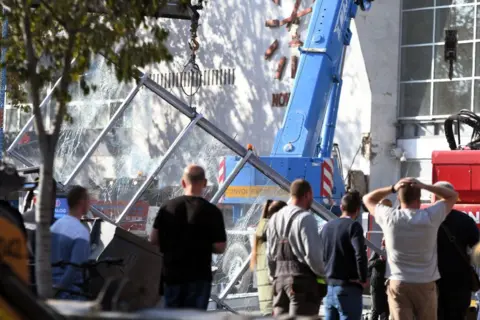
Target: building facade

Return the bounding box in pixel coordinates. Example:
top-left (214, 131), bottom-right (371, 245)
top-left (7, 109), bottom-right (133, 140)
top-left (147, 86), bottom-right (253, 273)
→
top-left (4, 0), bottom-right (471, 200)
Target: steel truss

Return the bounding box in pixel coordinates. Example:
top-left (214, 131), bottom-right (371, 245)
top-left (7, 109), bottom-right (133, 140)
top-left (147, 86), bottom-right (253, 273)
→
top-left (7, 61), bottom-right (382, 313)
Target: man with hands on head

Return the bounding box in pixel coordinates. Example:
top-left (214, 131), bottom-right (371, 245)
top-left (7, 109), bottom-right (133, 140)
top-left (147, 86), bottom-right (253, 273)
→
top-left (363, 177), bottom-right (458, 320)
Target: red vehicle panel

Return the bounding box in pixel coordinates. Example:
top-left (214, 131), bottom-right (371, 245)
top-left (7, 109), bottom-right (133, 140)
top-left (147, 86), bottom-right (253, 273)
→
top-left (91, 200), bottom-right (150, 231)
top-left (420, 203), bottom-right (480, 227)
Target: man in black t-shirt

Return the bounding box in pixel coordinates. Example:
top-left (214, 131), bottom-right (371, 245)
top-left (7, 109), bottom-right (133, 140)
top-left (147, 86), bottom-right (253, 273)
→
top-left (149, 164), bottom-right (227, 310)
top-left (434, 181), bottom-right (479, 320)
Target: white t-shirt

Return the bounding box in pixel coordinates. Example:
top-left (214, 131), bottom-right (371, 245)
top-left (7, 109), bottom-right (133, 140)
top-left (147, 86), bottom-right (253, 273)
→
top-left (375, 202), bottom-right (447, 283)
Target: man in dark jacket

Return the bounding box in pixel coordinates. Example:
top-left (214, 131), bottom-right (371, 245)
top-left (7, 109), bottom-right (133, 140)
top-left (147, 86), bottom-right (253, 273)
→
top-left (435, 181), bottom-right (479, 320)
top-left (368, 238), bottom-right (389, 320)
top-left (321, 191), bottom-right (368, 320)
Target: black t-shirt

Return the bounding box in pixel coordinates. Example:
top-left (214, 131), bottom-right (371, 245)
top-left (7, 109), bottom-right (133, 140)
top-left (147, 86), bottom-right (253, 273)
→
top-left (437, 209), bottom-right (479, 289)
top-left (153, 195), bottom-right (226, 284)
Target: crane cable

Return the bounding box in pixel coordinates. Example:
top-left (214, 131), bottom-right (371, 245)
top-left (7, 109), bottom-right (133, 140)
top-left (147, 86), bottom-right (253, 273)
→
top-left (181, 1), bottom-right (205, 110)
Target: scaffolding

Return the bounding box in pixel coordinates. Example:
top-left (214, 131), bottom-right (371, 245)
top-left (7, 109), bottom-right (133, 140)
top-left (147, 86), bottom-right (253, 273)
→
top-left (5, 55), bottom-right (377, 313)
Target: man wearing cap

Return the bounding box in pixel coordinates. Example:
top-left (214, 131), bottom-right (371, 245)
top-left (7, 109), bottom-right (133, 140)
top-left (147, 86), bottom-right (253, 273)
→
top-left (435, 181), bottom-right (479, 320)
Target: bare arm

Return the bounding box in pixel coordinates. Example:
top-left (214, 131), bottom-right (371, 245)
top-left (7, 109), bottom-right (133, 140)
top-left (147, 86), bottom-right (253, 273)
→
top-left (149, 228), bottom-right (159, 247)
top-left (363, 179), bottom-right (407, 217)
top-left (420, 183), bottom-right (458, 214)
top-left (250, 237), bottom-right (258, 271)
top-left (212, 242), bottom-right (226, 254)
top-left (211, 206), bottom-right (227, 254)
top-left (362, 186), bottom-right (393, 217)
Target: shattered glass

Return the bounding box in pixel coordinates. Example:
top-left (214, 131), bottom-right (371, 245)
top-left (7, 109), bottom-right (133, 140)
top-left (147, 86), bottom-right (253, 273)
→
top-left (138, 123), bottom-right (235, 238)
top-left (213, 168), bottom-right (289, 311)
top-left (8, 55), bottom-right (134, 181)
top-left (67, 86), bottom-right (190, 230)
top-left (6, 63), bottom-right (333, 313)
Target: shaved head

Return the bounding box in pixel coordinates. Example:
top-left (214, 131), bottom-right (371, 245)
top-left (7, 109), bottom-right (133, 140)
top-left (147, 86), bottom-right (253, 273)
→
top-left (182, 164), bottom-right (206, 185)
top-left (433, 181), bottom-right (455, 200)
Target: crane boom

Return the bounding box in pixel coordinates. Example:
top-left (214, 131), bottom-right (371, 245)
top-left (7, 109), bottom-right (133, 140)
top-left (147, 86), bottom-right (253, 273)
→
top-left (272, 0), bottom-right (359, 159)
top-left (222, 0), bottom-right (373, 209)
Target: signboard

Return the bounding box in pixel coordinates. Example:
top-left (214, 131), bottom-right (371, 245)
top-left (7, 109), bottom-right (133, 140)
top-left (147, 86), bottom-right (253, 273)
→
top-left (54, 197), bottom-right (69, 219)
top-left (224, 186), bottom-right (285, 198)
top-left (271, 92), bottom-right (290, 107)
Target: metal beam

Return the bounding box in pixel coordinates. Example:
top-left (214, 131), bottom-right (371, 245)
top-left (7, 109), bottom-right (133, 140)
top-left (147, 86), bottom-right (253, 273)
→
top-left (218, 253), bottom-right (252, 300)
top-left (7, 72), bottom-right (67, 154)
top-left (115, 114), bottom-right (203, 224)
top-left (63, 75), bottom-right (148, 186)
top-left (142, 76), bottom-right (383, 255)
top-left (210, 151), bottom-right (253, 205)
top-left (9, 149), bottom-right (36, 168)
top-left (90, 205), bottom-right (118, 225)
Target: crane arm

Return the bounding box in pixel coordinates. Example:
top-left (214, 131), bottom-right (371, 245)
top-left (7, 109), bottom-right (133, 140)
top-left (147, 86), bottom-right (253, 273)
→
top-left (271, 0), bottom-right (373, 158)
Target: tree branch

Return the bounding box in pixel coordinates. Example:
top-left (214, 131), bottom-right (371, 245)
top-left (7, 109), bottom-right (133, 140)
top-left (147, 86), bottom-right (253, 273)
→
top-left (38, 0), bottom-right (68, 29)
top-left (21, 0), bottom-right (47, 150)
top-left (52, 32), bottom-right (76, 146)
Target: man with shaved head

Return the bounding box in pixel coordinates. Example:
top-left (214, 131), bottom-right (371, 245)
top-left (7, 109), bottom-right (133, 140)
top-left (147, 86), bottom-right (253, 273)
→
top-left (363, 177), bottom-right (459, 320)
top-left (266, 178), bottom-right (326, 316)
top-left (150, 164), bottom-right (226, 310)
top-left (435, 181), bottom-right (479, 320)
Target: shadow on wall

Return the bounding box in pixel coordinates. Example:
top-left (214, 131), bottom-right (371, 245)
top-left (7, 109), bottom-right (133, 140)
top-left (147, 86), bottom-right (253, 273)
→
top-left (144, 0), bottom-right (372, 169)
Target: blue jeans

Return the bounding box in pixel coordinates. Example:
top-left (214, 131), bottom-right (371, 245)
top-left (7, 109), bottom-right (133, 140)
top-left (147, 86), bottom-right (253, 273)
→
top-left (164, 280), bottom-right (211, 310)
top-left (325, 284), bottom-right (363, 320)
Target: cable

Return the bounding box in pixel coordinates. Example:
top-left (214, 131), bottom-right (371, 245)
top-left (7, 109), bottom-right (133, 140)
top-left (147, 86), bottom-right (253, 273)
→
top-left (344, 144), bottom-right (362, 185)
top-left (444, 109), bottom-right (480, 150)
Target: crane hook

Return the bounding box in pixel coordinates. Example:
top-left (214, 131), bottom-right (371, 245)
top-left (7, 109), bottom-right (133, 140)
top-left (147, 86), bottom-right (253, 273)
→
top-left (189, 38), bottom-right (200, 53)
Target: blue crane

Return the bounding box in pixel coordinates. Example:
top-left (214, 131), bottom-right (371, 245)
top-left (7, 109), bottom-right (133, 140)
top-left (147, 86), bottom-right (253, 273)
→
top-left (221, 0), bottom-right (373, 216)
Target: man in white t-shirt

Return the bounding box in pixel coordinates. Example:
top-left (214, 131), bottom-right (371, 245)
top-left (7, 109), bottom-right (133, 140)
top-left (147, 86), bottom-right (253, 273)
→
top-left (363, 177), bottom-right (458, 320)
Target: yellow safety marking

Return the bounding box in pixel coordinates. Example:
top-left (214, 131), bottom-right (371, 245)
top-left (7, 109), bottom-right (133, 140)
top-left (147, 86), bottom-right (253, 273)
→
top-left (471, 299), bottom-right (477, 308)
top-left (225, 186), bottom-right (286, 198)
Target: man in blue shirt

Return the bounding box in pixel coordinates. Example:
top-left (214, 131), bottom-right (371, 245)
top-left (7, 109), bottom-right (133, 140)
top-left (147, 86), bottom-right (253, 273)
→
top-left (50, 186), bottom-right (91, 299)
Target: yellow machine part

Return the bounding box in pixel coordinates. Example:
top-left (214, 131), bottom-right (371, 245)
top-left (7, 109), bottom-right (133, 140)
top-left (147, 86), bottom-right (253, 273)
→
top-left (0, 217), bottom-right (29, 320)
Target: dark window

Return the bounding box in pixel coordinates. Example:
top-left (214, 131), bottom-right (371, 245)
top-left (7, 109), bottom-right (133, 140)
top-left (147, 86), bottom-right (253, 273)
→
top-left (400, 3), bottom-right (476, 118)
top-left (402, 10), bottom-right (434, 45)
top-left (435, 5), bottom-right (474, 42)
top-left (434, 43), bottom-right (473, 79)
top-left (399, 83), bottom-right (431, 117)
top-left (401, 46), bottom-right (433, 81)
top-left (402, 0), bottom-right (433, 10)
top-left (433, 80), bottom-right (471, 115)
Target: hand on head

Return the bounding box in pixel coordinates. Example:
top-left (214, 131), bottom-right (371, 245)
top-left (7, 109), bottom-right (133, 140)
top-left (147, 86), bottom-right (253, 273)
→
top-left (394, 177), bottom-right (425, 192)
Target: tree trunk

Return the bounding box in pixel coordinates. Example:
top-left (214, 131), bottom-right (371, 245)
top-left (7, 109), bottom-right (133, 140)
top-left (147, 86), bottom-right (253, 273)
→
top-left (35, 150), bottom-right (55, 298)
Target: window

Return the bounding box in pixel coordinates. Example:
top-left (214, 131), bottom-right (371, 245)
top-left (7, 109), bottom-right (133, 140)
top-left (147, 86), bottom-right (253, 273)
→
top-left (399, 1), bottom-right (479, 118)
top-left (4, 108), bottom-right (19, 133)
top-left (4, 107), bottom-right (32, 133)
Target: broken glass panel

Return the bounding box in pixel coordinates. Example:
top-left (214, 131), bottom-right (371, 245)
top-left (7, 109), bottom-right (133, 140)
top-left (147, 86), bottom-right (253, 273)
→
top-left (135, 123), bottom-right (235, 238)
top-left (8, 55), bottom-right (135, 180)
top-left (68, 86), bottom-right (190, 230)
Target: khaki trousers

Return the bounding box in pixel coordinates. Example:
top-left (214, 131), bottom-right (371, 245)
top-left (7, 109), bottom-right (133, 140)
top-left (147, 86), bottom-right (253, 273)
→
top-left (387, 279), bottom-right (437, 320)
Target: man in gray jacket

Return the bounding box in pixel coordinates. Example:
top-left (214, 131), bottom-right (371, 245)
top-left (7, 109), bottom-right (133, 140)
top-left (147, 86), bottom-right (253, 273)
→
top-left (266, 179), bottom-right (326, 316)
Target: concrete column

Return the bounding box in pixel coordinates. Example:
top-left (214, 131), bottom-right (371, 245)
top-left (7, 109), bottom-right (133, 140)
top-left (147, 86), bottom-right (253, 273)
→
top-left (356, 2), bottom-right (402, 191)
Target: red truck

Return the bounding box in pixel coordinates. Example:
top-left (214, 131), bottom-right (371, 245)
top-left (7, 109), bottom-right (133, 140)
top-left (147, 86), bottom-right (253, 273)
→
top-left (430, 150), bottom-right (480, 226)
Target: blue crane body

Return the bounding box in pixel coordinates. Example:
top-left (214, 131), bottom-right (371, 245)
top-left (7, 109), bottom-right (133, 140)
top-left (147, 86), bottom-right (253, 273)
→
top-left (221, 0), bottom-right (373, 217)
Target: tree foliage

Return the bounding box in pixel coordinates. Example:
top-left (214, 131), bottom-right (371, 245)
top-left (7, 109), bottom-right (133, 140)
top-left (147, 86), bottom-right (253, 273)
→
top-left (0, 0), bottom-right (180, 298)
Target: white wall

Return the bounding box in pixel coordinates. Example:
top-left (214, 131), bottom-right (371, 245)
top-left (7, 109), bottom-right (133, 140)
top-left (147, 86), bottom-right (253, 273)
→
top-left (142, 0), bottom-right (373, 178)
top-left (356, 1), bottom-right (401, 190)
